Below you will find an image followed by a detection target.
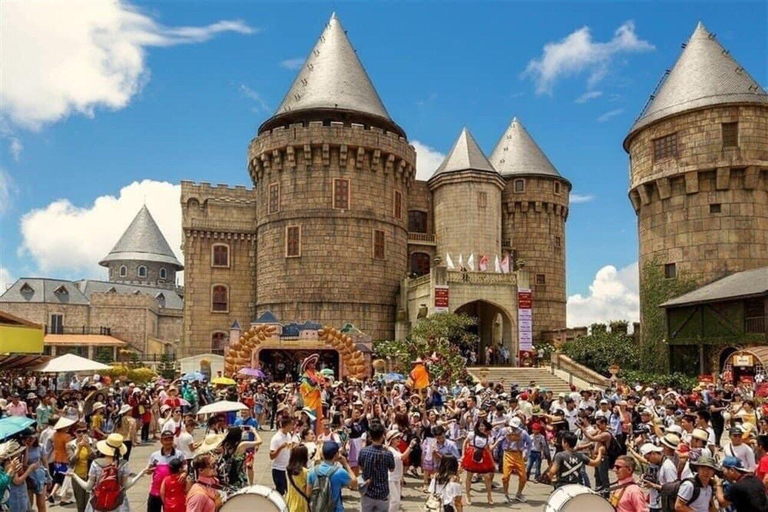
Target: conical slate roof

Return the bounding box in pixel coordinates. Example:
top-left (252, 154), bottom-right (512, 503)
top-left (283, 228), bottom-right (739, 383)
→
top-left (429, 128), bottom-right (497, 179)
top-left (99, 206), bottom-right (183, 270)
top-left (272, 13), bottom-right (391, 122)
top-left (627, 22), bottom-right (768, 141)
top-left (489, 117), bottom-right (563, 179)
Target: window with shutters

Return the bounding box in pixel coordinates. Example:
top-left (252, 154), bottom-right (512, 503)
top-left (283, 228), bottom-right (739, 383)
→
top-left (286, 225), bottom-right (301, 258)
top-left (394, 190), bottom-right (403, 219)
top-left (373, 230), bottom-right (385, 260)
top-left (211, 331), bottom-right (228, 353)
top-left (211, 285), bottom-right (229, 312)
top-left (664, 263), bottom-right (677, 279)
top-left (722, 123), bottom-right (738, 148)
top-left (212, 244), bottom-right (230, 267)
top-left (514, 179), bottom-right (525, 193)
top-left (408, 211), bottom-right (427, 233)
top-left (333, 179), bottom-right (350, 210)
top-left (50, 314), bottom-right (64, 335)
top-left (268, 183), bottom-right (280, 214)
top-left (652, 133), bottom-right (678, 161)
top-left (478, 191), bottom-right (487, 208)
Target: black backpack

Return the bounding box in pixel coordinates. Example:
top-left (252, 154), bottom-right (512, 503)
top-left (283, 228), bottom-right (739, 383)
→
top-left (660, 477), bottom-right (700, 512)
top-left (606, 433), bottom-right (623, 465)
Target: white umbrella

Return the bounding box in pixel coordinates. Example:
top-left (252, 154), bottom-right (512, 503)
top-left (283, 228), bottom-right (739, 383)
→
top-left (196, 401), bottom-right (248, 416)
top-left (34, 353), bottom-right (112, 373)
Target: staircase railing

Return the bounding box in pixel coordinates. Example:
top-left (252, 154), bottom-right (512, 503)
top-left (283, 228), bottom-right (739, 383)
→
top-left (550, 352), bottom-right (612, 389)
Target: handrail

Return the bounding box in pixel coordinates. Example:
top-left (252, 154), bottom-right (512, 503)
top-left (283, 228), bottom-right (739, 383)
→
top-left (551, 352), bottom-right (612, 388)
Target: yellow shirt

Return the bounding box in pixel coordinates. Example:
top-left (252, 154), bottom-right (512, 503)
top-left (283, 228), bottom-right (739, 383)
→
top-left (74, 445), bottom-right (90, 478)
top-left (285, 467), bottom-right (308, 512)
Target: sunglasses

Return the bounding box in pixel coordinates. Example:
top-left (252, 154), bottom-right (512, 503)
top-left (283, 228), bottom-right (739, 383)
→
top-left (76, 430), bottom-right (87, 434)
top-left (613, 464), bottom-right (629, 470)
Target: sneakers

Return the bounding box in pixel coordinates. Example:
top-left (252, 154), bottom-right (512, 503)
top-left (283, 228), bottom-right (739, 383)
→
top-left (514, 493), bottom-right (527, 503)
top-left (504, 495), bottom-right (513, 504)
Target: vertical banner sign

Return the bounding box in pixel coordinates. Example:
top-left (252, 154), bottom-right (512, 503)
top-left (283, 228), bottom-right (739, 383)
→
top-left (518, 288), bottom-right (533, 361)
top-left (434, 285), bottom-right (449, 313)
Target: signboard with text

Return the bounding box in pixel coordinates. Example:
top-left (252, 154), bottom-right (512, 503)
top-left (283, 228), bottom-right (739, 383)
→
top-left (434, 285), bottom-right (449, 313)
top-left (518, 288), bottom-right (533, 358)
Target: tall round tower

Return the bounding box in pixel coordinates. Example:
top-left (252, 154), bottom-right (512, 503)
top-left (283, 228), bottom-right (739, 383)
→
top-left (428, 128), bottom-right (504, 263)
top-left (625, 23), bottom-right (768, 315)
top-left (490, 118), bottom-right (570, 340)
top-left (247, 14), bottom-right (415, 341)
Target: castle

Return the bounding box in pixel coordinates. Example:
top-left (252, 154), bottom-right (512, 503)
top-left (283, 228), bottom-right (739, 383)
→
top-left (180, 13), bottom-right (570, 366)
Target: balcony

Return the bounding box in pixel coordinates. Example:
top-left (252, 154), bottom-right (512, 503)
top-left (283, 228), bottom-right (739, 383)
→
top-left (408, 232), bottom-right (436, 245)
top-left (447, 271), bottom-right (517, 286)
top-left (45, 325), bottom-right (112, 335)
top-left (746, 317), bottom-right (766, 334)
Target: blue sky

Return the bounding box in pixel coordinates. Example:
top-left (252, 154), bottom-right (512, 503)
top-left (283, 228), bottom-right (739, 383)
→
top-left (1, 1), bottom-right (766, 326)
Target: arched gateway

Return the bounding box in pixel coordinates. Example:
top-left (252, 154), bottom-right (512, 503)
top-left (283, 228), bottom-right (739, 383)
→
top-left (455, 300), bottom-right (516, 365)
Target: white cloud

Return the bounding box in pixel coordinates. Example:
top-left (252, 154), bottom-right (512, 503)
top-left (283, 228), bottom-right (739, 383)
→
top-left (19, 180), bottom-right (182, 280)
top-left (0, 267), bottom-right (13, 292)
top-left (575, 91), bottom-right (603, 104)
top-left (570, 193), bottom-right (595, 204)
top-left (523, 21), bottom-right (653, 95)
top-left (280, 58), bottom-right (304, 70)
top-left (411, 141), bottom-right (445, 181)
top-left (597, 108), bottom-right (624, 122)
top-left (9, 138), bottom-right (22, 161)
top-left (0, 169), bottom-right (15, 213)
top-left (567, 262), bottom-right (639, 327)
top-left (239, 85), bottom-right (270, 113)
top-left (0, 1), bottom-right (254, 130)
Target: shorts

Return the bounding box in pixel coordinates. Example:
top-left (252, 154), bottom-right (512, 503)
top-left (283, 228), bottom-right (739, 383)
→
top-left (245, 450), bottom-right (255, 469)
top-left (52, 462), bottom-right (68, 486)
top-left (28, 467), bottom-right (49, 494)
top-left (502, 451), bottom-right (526, 482)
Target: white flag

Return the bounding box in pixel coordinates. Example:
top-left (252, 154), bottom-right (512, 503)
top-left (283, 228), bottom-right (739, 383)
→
top-left (458, 253), bottom-right (464, 269)
top-left (501, 255), bottom-right (510, 273)
top-left (494, 255), bottom-right (501, 273)
top-left (467, 253), bottom-right (475, 271)
top-left (446, 253), bottom-right (455, 270)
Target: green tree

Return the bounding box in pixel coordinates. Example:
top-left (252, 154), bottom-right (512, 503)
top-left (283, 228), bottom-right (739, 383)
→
top-left (158, 353), bottom-right (177, 380)
top-left (562, 322), bottom-right (641, 376)
top-left (373, 313), bottom-right (478, 382)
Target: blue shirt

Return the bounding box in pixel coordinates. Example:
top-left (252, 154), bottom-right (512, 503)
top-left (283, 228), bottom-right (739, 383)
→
top-left (234, 417), bottom-right (259, 441)
top-left (435, 439), bottom-right (461, 459)
top-left (307, 461), bottom-right (352, 512)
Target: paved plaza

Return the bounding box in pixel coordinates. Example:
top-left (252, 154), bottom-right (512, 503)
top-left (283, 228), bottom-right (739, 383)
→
top-left (52, 430), bottom-right (558, 511)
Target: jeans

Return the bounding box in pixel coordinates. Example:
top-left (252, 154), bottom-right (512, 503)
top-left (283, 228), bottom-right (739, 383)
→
top-left (361, 495), bottom-right (390, 512)
top-left (272, 468), bottom-right (287, 495)
top-left (526, 450), bottom-right (542, 480)
top-left (594, 458), bottom-right (610, 495)
top-left (579, 465), bottom-right (591, 487)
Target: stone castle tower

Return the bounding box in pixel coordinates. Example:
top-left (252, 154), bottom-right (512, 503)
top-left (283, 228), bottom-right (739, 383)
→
top-left (429, 128), bottom-right (504, 265)
top-left (625, 23), bottom-right (768, 317)
top-left (246, 13), bottom-right (415, 341)
top-left (490, 118), bottom-right (570, 339)
top-left (100, 205), bottom-right (183, 289)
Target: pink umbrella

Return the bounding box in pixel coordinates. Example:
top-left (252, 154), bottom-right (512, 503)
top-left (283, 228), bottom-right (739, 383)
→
top-left (238, 368), bottom-right (266, 378)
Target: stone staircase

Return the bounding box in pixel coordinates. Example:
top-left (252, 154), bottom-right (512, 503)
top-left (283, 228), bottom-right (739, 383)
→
top-left (467, 366), bottom-right (574, 394)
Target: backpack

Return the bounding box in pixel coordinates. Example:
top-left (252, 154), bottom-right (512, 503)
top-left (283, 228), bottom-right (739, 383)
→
top-left (606, 433), bottom-right (623, 465)
top-left (309, 466), bottom-right (339, 512)
top-left (89, 462), bottom-right (124, 512)
top-left (660, 477), bottom-right (700, 512)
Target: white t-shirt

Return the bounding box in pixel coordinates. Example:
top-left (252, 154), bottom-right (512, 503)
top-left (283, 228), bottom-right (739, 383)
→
top-left (726, 442), bottom-right (756, 471)
top-left (650, 458), bottom-right (678, 508)
top-left (175, 430), bottom-right (195, 459)
top-left (429, 478), bottom-right (463, 506)
top-left (270, 430), bottom-right (293, 470)
top-left (388, 446), bottom-right (404, 482)
top-left (677, 479), bottom-right (713, 512)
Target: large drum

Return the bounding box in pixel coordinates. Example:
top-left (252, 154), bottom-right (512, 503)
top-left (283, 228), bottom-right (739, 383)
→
top-left (545, 484), bottom-right (614, 512)
top-left (221, 485), bottom-right (287, 512)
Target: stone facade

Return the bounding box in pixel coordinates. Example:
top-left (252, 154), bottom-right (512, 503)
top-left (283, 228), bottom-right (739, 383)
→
top-left (0, 303), bottom-right (90, 332)
top-left (627, 105), bottom-right (768, 307)
top-left (503, 175), bottom-right (569, 337)
top-left (105, 260), bottom-right (178, 289)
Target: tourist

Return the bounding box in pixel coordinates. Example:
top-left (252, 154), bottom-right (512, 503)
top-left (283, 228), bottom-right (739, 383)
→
top-left (548, 431), bottom-right (604, 488)
top-left (114, 404), bottom-right (138, 461)
top-left (386, 430), bottom-right (416, 512)
top-left (609, 456), bottom-right (647, 512)
top-left (216, 426), bottom-right (262, 489)
top-left (7, 442), bottom-right (39, 512)
top-left (306, 441), bottom-right (359, 512)
top-left (49, 416), bottom-right (76, 505)
top-left (67, 422), bottom-right (93, 512)
top-left (675, 456), bottom-right (717, 512)
top-left (427, 455), bottom-right (464, 512)
top-left (7, 393), bottom-right (28, 417)
top-left (460, 419), bottom-right (495, 505)
top-left (725, 426), bottom-right (756, 471)
top-left (23, 430), bottom-right (49, 512)
top-left (496, 417), bottom-right (530, 503)
top-left (234, 408), bottom-right (260, 483)
top-left (711, 456), bottom-right (768, 511)
top-left (187, 453), bottom-right (222, 512)
top-left (285, 445), bottom-right (309, 512)
top-left (636, 443), bottom-right (676, 512)
top-left (146, 429), bottom-right (186, 512)
top-left (358, 420), bottom-right (395, 512)
top-left (175, 416), bottom-right (199, 460)
top-left (271, 416), bottom-right (295, 495)
top-left (160, 458), bottom-right (188, 512)
top-left (69, 433), bottom-right (149, 512)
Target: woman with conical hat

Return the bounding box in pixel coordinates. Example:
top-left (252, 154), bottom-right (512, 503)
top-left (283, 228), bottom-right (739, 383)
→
top-left (299, 354), bottom-right (324, 434)
top-left (69, 433), bottom-right (149, 512)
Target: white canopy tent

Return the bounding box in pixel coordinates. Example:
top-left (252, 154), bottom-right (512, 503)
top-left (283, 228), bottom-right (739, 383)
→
top-left (34, 353), bottom-right (112, 373)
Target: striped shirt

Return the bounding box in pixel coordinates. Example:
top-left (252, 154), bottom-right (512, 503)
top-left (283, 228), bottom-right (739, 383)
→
top-left (358, 444), bottom-right (395, 501)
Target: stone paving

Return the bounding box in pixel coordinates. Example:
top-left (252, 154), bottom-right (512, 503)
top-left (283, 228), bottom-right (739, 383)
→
top-left (53, 430), bottom-right (560, 511)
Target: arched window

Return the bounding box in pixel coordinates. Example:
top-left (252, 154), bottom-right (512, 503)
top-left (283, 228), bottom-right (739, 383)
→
top-left (514, 179), bottom-right (525, 193)
top-left (212, 244), bottom-right (230, 267)
top-left (211, 285), bottom-right (228, 312)
top-left (211, 331), bottom-right (228, 353)
top-left (137, 265), bottom-right (147, 278)
top-left (119, 265), bottom-right (127, 277)
top-left (410, 253), bottom-right (431, 277)
top-left (159, 268), bottom-right (167, 280)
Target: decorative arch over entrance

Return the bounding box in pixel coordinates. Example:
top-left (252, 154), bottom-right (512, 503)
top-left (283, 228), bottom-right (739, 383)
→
top-left (454, 300), bottom-right (515, 365)
top-left (719, 346), bottom-right (768, 384)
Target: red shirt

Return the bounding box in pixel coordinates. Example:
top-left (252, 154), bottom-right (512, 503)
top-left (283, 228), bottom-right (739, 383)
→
top-left (161, 474), bottom-right (187, 512)
top-left (756, 454), bottom-right (768, 481)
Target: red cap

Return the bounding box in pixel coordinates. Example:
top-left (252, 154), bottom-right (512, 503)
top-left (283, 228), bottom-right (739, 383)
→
top-left (532, 423), bottom-right (542, 431)
top-left (520, 393), bottom-right (529, 401)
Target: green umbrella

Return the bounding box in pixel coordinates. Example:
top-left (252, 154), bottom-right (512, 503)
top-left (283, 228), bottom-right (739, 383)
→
top-left (0, 416), bottom-right (35, 440)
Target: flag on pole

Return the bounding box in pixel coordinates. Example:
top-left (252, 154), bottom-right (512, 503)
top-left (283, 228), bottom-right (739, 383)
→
top-left (458, 254), bottom-right (464, 269)
top-left (467, 253), bottom-right (475, 271)
top-left (501, 254), bottom-right (510, 273)
top-left (494, 255), bottom-right (501, 273)
top-left (446, 253), bottom-right (455, 269)
top-left (479, 254), bottom-right (488, 272)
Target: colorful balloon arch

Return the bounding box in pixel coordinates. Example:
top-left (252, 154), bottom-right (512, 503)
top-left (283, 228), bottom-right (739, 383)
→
top-left (223, 324), bottom-right (367, 379)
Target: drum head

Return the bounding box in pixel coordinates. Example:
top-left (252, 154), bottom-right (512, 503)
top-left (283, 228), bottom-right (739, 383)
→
top-left (221, 485), bottom-right (287, 512)
top-left (545, 485), bottom-right (614, 512)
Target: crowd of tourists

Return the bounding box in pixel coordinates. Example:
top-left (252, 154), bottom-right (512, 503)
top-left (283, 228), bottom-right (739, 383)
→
top-left (3, 370), bottom-right (768, 511)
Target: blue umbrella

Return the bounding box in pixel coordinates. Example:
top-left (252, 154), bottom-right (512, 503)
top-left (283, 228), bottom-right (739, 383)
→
top-left (0, 416), bottom-right (35, 440)
top-left (382, 372), bottom-right (406, 383)
top-left (182, 372), bottom-right (205, 382)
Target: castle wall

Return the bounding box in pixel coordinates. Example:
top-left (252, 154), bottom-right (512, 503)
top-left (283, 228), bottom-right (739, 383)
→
top-left (502, 176), bottom-right (568, 340)
top-left (180, 182), bottom-right (258, 356)
top-left (105, 260), bottom-right (178, 289)
top-left (247, 122), bottom-right (415, 342)
top-left (627, 105), bottom-right (768, 293)
top-left (89, 293), bottom-right (157, 352)
top-left (0, 303), bottom-right (90, 332)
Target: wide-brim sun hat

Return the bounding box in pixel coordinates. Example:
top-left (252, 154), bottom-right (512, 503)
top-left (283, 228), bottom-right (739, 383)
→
top-left (385, 430), bottom-right (402, 443)
top-left (96, 433), bottom-right (128, 457)
top-left (118, 404), bottom-right (132, 416)
top-left (640, 443), bottom-right (663, 456)
top-left (660, 433), bottom-right (680, 450)
top-left (300, 354), bottom-right (320, 374)
top-left (690, 456), bottom-right (720, 471)
top-left (0, 440), bottom-right (23, 461)
top-left (54, 417), bottom-right (77, 431)
top-left (92, 401), bottom-right (105, 412)
top-left (299, 407), bottom-right (317, 422)
top-left (194, 433), bottom-right (226, 457)
top-left (691, 428), bottom-right (709, 442)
